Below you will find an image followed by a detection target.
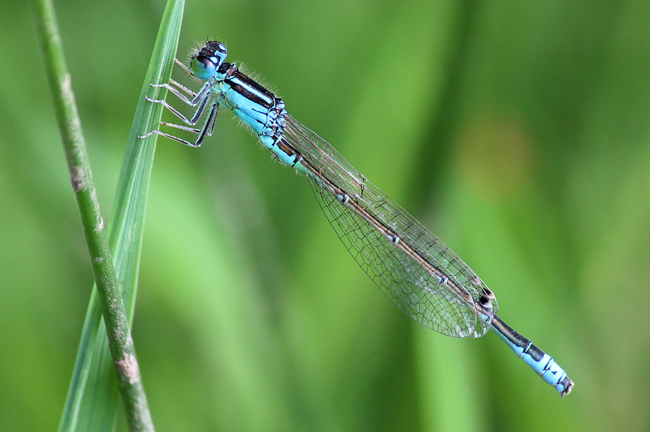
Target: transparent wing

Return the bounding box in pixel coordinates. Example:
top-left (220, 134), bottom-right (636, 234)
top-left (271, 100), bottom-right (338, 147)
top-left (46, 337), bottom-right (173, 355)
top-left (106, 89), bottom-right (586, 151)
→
top-left (284, 116), bottom-right (496, 338)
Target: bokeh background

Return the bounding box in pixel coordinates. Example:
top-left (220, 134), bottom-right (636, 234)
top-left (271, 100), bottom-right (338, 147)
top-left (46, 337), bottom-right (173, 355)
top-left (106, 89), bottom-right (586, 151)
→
top-left (2, 0), bottom-right (650, 431)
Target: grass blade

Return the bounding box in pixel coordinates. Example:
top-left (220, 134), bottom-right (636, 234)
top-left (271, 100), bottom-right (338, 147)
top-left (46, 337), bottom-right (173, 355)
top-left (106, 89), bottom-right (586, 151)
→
top-left (52, 1), bottom-right (185, 431)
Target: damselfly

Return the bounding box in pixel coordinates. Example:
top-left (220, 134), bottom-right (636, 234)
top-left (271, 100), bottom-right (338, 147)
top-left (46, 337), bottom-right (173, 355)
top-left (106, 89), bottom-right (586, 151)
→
top-left (140, 41), bottom-right (574, 397)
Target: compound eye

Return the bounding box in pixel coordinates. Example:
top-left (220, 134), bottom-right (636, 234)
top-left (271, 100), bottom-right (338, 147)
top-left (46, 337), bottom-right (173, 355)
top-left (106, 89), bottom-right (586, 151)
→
top-left (190, 55), bottom-right (218, 80)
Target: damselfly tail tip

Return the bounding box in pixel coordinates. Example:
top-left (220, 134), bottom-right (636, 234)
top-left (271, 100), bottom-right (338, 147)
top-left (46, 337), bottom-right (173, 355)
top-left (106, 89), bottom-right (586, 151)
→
top-left (559, 377), bottom-right (574, 398)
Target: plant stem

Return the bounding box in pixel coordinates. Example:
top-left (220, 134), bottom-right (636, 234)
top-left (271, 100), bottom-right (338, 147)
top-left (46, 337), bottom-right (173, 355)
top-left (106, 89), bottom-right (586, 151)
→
top-left (32, 0), bottom-right (154, 430)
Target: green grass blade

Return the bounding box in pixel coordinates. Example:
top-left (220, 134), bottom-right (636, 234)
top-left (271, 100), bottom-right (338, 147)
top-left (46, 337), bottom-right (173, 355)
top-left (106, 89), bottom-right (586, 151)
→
top-left (31, 0), bottom-right (161, 429)
top-left (56, 1), bottom-right (185, 431)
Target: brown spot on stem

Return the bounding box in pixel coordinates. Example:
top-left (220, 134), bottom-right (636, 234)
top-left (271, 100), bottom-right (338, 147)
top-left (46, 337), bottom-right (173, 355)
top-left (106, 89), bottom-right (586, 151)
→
top-left (116, 354), bottom-right (140, 385)
top-left (70, 166), bottom-right (85, 192)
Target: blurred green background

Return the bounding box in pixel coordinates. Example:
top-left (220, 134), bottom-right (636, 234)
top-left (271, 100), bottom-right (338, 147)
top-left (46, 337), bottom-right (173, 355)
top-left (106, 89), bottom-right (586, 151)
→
top-left (2, 0), bottom-right (649, 430)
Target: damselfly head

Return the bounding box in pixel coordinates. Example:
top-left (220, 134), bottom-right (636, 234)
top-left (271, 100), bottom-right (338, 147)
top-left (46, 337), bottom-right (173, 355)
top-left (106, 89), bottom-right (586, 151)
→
top-left (190, 41), bottom-right (228, 80)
